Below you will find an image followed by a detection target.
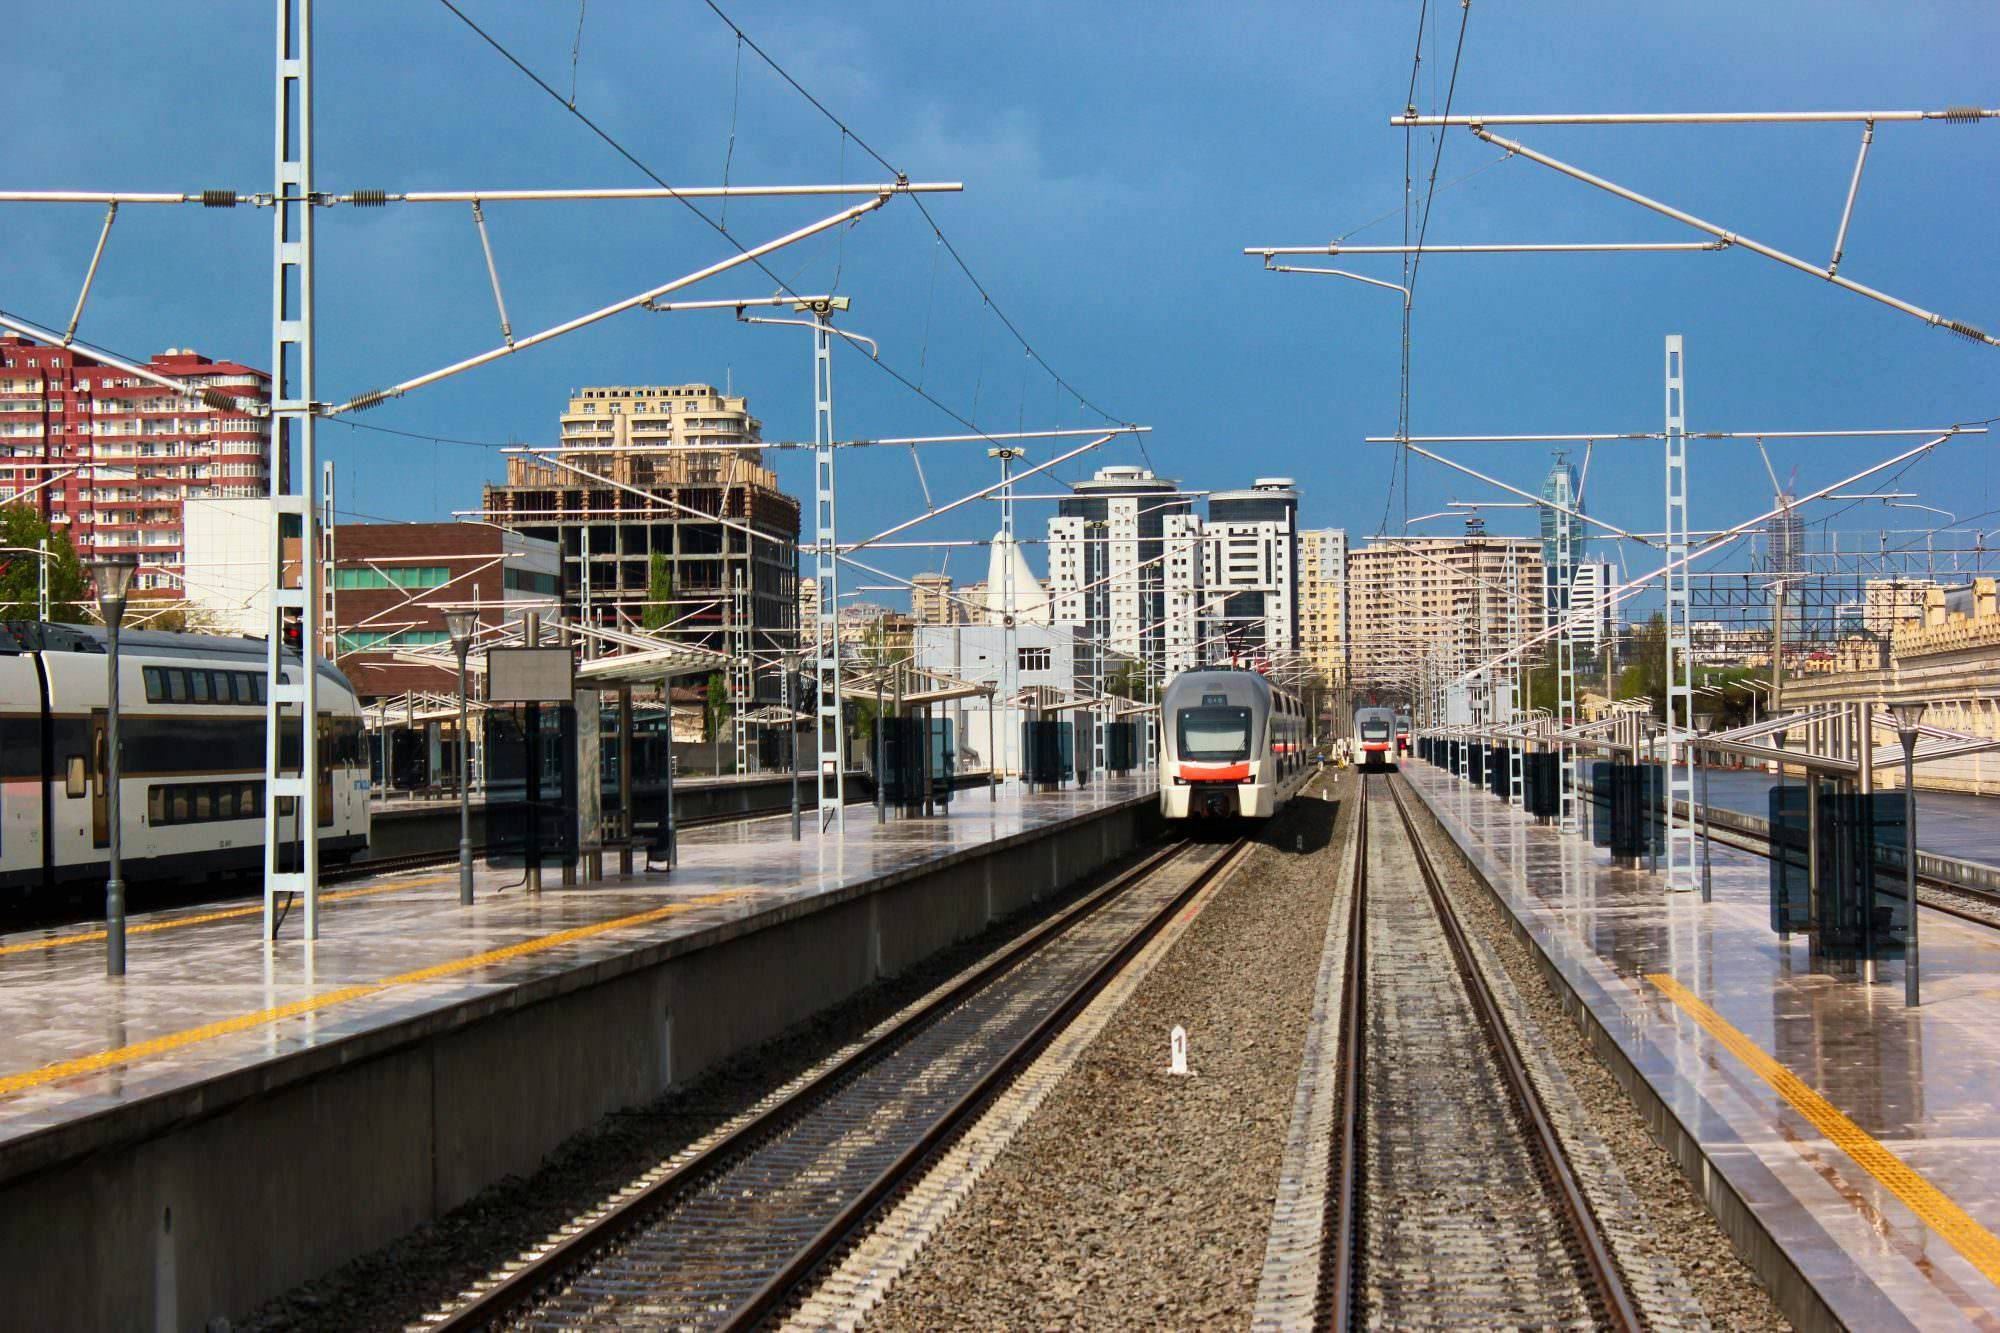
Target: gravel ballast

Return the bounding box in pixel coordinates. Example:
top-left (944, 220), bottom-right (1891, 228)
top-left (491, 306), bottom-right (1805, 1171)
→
top-left (867, 777), bottom-right (1350, 1331)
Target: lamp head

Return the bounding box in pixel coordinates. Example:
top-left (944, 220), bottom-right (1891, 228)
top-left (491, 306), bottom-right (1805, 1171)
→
top-left (441, 609), bottom-right (480, 655)
top-left (1889, 699), bottom-right (1928, 741)
top-left (90, 554), bottom-right (138, 617)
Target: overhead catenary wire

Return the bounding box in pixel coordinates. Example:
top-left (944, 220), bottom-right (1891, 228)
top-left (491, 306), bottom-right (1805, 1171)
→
top-left (430, 0), bottom-right (1131, 448)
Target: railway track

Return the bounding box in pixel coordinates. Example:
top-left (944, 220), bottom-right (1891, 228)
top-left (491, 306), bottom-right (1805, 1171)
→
top-left (1323, 773), bottom-right (1636, 1330)
top-left (426, 833), bottom-right (1255, 1331)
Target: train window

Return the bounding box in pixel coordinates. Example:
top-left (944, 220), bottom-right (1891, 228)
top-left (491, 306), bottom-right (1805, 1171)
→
top-left (166, 670), bottom-right (187, 703)
top-left (144, 667), bottom-right (165, 703)
top-left (189, 672), bottom-right (210, 703)
top-left (1178, 706), bottom-right (1252, 762)
top-left (65, 755), bottom-right (85, 798)
top-left (247, 673), bottom-right (266, 705)
top-left (150, 780), bottom-right (265, 826)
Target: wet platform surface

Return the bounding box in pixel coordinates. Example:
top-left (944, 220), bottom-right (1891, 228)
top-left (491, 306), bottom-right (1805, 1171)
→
top-left (1698, 766), bottom-right (2000, 867)
top-left (367, 767), bottom-right (855, 817)
top-left (0, 775), bottom-right (1149, 1161)
top-left (1405, 759), bottom-right (2000, 1330)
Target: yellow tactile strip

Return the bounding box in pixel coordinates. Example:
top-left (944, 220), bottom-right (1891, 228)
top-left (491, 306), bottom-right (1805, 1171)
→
top-left (0, 876), bottom-right (454, 958)
top-left (1646, 972), bottom-right (2000, 1289)
top-left (0, 888), bottom-right (742, 1101)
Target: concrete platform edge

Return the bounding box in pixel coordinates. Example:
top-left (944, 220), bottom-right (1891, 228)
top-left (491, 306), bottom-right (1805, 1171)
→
top-left (0, 787), bottom-right (1161, 1331)
top-left (1400, 776), bottom-right (1846, 1333)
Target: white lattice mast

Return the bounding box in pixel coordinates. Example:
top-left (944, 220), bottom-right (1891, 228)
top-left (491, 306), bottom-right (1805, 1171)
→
top-left (1663, 335), bottom-right (1697, 890)
top-left (1507, 549), bottom-right (1524, 804)
top-left (264, 0), bottom-right (323, 939)
top-left (730, 567), bottom-right (750, 775)
top-left (1553, 459), bottom-right (1580, 829)
top-left (811, 309), bottom-right (845, 829)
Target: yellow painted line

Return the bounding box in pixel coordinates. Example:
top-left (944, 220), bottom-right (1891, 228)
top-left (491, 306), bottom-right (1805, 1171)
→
top-left (1646, 973), bottom-right (2000, 1287)
top-left (0, 875), bottom-right (455, 958)
top-left (0, 888), bottom-right (744, 1100)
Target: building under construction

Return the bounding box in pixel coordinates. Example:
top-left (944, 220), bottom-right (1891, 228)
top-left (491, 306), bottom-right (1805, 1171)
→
top-left (479, 384), bottom-right (799, 703)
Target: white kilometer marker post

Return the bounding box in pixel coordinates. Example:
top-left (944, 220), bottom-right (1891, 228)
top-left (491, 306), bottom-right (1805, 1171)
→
top-left (1169, 1025), bottom-right (1189, 1076)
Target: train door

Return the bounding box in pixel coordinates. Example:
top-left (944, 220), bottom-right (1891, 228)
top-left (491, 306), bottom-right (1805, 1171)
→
top-left (89, 709), bottom-right (108, 849)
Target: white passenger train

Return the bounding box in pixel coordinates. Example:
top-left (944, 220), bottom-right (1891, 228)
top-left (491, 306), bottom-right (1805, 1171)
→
top-left (1159, 667), bottom-right (1309, 821)
top-left (0, 623), bottom-right (370, 898)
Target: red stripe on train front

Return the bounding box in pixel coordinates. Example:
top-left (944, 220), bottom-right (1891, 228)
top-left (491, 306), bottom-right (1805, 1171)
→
top-left (1179, 763), bottom-right (1250, 782)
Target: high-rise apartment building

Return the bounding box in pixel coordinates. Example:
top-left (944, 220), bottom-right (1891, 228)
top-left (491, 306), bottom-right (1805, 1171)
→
top-left (1536, 448), bottom-right (1584, 608)
top-left (1567, 559), bottom-right (1616, 654)
top-left (1047, 468), bottom-right (1300, 677)
top-left (0, 335), bottom-right (271, 592)
top-left (481, 383), bottom-right (798, 700)
top-left (1298, 527), bottom-right (1348, 686)
top-left (910, 572), bottom-right (964, 625)
top-left (1770, 496), bottom-right (1805, 577)
top-left (1347, 530), bottom-right (1543, 689)
top-left (1202, 478), bottom-right (1300, 659)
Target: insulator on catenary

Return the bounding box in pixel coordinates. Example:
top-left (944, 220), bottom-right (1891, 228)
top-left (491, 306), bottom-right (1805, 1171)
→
top-left (1940, 106), bottom-right (1985, 122)
top-left (199, 389), bottom-right (240, 412)
top-left (349, 189), bottom-right (388, 207)
top-left (1941, 318), bottom-right (1991, 343)
top-left (346, 389), bottom-right (391, 412)
top-left (199, 190), bottom-right (238, 208)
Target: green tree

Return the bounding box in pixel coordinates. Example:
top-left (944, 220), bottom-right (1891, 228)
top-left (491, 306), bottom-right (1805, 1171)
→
top-left (704, 671), bottom-right (730, 741)
top-left (1104, 659), bottom-right (1146, 702)
top-left (642, 554), bottom-right (674, 632)
top-left (0, 506), bottom-right (88, 622)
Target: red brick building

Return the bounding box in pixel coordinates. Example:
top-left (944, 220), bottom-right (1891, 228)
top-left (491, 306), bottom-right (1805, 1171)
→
top-left (0, 334), bottom-right (271, 593)
top-left (328, 522), bottom-right (561, 700)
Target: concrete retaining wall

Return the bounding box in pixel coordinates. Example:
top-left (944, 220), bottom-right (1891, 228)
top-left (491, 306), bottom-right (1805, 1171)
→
top-left (0, 791), bottom-right (1160, 1332)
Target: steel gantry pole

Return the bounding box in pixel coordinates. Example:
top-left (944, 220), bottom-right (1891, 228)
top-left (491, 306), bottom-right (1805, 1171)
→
top-left (811, 309), bottom-right (845, 831)
top-left (1507, 550), bottom-right (1524, 805)
top-left (264, 0), bottom-right (323, 940)
top-left (1663, 335), bottom-right (1697, 890)
top-left (730, 568), bottom-right (750, 776)
top-left (1551, 454), bottom-right (1581, 829)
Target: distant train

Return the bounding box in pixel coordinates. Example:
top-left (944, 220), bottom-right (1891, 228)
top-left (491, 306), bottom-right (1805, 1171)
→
top-left (1160, 667), bottom-right (1308, 821)
top-left (1355, 706), bottom-right (1398, 770)
top-left (0, 623), bottom-right (370, 898)
top-left (1395, 711), bottom-right (1412, 756)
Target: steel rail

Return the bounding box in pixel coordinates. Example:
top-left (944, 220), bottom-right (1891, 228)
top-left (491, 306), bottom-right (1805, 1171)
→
top-left (1384, 775), bottom-right (1640, 1332)
top-left (427, 834), bottom-right (1247, 1331)
top-left (1324, 773), bottom-right (1367, 1331)
top-left (720, 835), bottom-right (1256, 1329)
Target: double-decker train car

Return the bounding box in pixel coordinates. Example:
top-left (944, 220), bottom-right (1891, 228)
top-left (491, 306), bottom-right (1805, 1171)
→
top-left (1355, 705), bottom-right (1398, 770)
top-left (1160, 667), bottom-right (1308, 821)
top-left (0, 623), bottom-right (369, 898)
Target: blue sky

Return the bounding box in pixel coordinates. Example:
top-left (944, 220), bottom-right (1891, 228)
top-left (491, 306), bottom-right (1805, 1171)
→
top-left (4, 1), bottom-right (1997, 597)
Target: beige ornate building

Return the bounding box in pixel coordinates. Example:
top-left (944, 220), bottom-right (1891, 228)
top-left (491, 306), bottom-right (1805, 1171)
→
top-left (1786, 577), bottom-right (2000, 793)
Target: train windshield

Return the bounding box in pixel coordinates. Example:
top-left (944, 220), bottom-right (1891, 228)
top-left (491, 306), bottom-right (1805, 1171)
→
top-left (1178, 706), bottom-right (1253, 761)
top-left (1359, 719), bottom-right (1391, 741)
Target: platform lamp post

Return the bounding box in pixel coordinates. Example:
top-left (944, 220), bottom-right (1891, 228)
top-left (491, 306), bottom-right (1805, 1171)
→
top-left (91, 553), bottom-right (136, 977)
top-left (442, 609), bottom-right (480, 906)
top-left (1891, 700), bottom-right (1928, 1006)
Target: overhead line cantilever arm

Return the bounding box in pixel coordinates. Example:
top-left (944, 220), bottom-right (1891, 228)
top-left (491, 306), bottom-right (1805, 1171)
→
top-left (0, 308), bottom-right (264, 410)
top-left (0, 182), bottom-right (964, 206)
top-left (1248, 242), bottom-right (1727, 255)
top-left (1464, 126), bottom-right (1998, 347)
top-left (1391, 109), bottom-right (1998, 126)
top-left (324, 193), bottom-right (890, 415)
